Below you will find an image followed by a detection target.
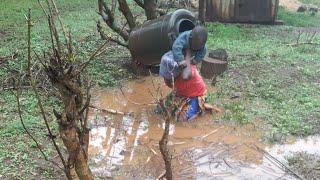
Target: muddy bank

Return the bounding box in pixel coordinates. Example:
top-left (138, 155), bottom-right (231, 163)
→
top-left (87, 76), bottom-right (320, 179)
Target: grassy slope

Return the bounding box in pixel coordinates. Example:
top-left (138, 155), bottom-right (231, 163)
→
top-left (0, 0), bottom-right (320, 179)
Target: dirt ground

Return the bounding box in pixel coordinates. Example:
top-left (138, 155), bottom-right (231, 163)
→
top-left (280, 0), bottom-right (302, 11)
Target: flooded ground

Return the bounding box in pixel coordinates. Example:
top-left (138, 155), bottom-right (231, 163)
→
top-left (88, 76), bottom-right (320, 179)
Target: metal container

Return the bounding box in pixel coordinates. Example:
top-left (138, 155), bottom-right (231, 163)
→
top-left (202, 0), bottom-right (279, 24)
top-left (128, 9), bottom-right (196, 65)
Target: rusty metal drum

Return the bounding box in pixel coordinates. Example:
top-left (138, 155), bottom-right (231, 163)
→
top-left (128, 9), bottom-right (196, 65)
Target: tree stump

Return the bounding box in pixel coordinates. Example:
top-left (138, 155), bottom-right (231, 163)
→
top-left (201, 49), bottom-right (228, 79)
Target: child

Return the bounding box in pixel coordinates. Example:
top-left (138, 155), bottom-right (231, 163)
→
top-left (159, 26), bottom-right (209, 121)
top-left (172, 26), bottom-right (208, 66)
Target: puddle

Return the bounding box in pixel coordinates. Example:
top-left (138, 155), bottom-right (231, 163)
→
top-left (267, 135), bottom-right (320, 161)
top-left (88, 76), bottom-right (320, 179)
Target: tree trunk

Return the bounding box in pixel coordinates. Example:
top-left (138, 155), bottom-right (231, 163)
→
top-left (60, 125), bottom-right (93, 180)
top-left (117, 0), bottom-right (136, 29)
top-left (199, 0), bottom-right (206, 23)
top-left (159, 107), bottom-right (173, 180)
top-left (144, 0), bottom-right (158, 20)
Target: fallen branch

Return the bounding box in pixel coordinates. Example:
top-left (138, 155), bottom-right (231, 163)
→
top-left (149, 146), bottom-right (158, 155)
top-left (200, 126), bottom-right (223, 139)
top-left (286, 42), bottom-right (320, 46)
top-left (89, 105), bottom-right (132, 116)
top-left (156, 171), bottom-right (166, 180)
top-left (250, 144), bottom-right (304, 180)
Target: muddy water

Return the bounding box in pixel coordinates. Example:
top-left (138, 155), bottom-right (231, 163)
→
top-left (88, 76), bottom-right (320, 179)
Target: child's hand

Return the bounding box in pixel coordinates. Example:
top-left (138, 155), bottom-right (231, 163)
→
top-left (185, 49), bottom-right (191, 59)
top-left (178, 60), bottom-right (187, 68)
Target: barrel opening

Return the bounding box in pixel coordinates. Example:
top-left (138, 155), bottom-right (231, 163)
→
top-left (178, 19), bottom-right (195, 33)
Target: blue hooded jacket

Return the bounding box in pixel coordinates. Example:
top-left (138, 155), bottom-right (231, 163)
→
top-left (172, 30), bottom-right (207, 63)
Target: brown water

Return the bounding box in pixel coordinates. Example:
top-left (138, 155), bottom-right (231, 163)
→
top-left (88, 76), bottom-right (320, 179)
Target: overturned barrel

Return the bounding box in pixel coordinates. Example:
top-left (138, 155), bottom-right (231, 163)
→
top-left (129, 9), bottom-right (196, 65)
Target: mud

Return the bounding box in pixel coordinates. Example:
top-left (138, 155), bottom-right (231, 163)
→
top-left (88, 76), bottom-right (320, 179)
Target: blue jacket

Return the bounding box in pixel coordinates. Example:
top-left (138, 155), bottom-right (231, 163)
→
top-left (172, 30), bottom-right (207, 63)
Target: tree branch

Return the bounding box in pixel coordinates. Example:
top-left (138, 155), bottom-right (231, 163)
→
top-left (117, 0), bottom-right (136, 29)
top-left (133, 0), bottom-right (144, 9)
top-left (98, 0), bottom-right (129, 41)
top-left (26, 9), bottom-right (71, 180)
top-left (14, 73), bottom-right (64, 171)
top-left (143, 0), bottom-right (158, 20)
top-left (96, 21), bottom-right (128, 48)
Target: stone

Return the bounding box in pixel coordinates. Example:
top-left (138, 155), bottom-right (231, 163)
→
top-left (297, 5), bottom-right (308, 12)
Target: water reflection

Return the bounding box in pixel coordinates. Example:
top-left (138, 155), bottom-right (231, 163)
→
top-left (88, 76), bottom-right (320, 179)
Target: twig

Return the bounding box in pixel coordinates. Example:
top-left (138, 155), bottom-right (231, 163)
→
top-left (223, 158), bottom-right (233, 169)
top-left (108, 37), bottom-right (129, 48)
top-left (156, 171), bottom-right (166, 180)
top-left (286, 42), bottom-right (320, 46)
top-left (49, 0), bottom-right (69, 45)
top-left (37, 0), bottom-right (48, 16)
top-left (26, 9), bottom-right (69, 177)
top-left (133, 0), bottom-right (144, 9)
top-left (150, 147), bottom-right (158, 155)
top-left (145, 156), bottom-right (151, 164)
top-left (83, 77), bottom-right (91, 129)
top-left (98, 0), bottom-right (129, 41)
top-left (14, 72), bottom-right (63, 171)
top-left (96, 21), bottom-right (128, 48)
top-left (89, 105), bottom-right (129, 116)
top-left (200, 126), bottom-right (223, 139)
top-left (250, 144), bottom-right (304, 180)
top-left (79, 40), bottom-right (109, 72)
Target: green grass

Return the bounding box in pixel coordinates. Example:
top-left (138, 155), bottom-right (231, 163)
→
top-left (206, 22), bottom-right (320, 141)
top-left (299, 0), bottom-right (320, 7)
top-left (278, 6), bottom-right (320, 27)
top-left (1, 0), bottom-right (320, 178)
top-left (0, 0), bottom-right (133, 179)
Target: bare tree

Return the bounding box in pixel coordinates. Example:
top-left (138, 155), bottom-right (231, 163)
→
top-left (16, 1), bottom-right (110, 179)
top-left (97, 0), bottom-right (165, 48)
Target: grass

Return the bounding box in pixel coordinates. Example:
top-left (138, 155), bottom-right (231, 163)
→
top-left (1, 0), bottom-right (320, 179)
top-left (299, 0), bottom-right (320, 7)
top-left (286, 152), bottom-right (320, 180)
top-left (206, 19), bottom-right (320, 141)
top-left (0, 0), bottom-right (133, 179)
top-left (278, 6), bottom-right (320, 27)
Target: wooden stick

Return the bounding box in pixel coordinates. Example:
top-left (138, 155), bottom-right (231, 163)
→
top-left (286, 42), bottom-right (320, 46)
top-left (89, 105), bottom-right (127, 115)
top-left (156, 171), bottom-right (166, 180)
top-left (201, 126), bottom-right (223, 139)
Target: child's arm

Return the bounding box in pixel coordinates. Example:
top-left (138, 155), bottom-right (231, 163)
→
top-left (172, 32), bottom-right (189, 62)
top-left (181, 49), bottom-right (192, 80)
top-left (193, 45), bottom-right (207, 63)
